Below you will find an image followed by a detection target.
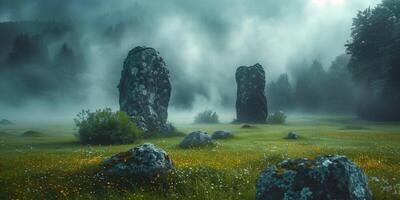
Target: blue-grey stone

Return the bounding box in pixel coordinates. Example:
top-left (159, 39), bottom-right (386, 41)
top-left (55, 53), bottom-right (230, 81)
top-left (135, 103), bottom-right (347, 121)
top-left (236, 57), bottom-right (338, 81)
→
top-left (256, 155), bottom-right (372, 200)
top-left (180, 131), bottom-right (214, 148)
top-left (101, 143), bottom-right (174, 178)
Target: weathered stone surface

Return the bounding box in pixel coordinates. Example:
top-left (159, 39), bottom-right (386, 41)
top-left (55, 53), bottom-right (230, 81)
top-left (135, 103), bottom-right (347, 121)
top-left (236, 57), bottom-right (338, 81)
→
top-left (118, 46), bottom-right (171, 133)
top-left (211, 130), bottom-right (233, 139)
top-left (101, 143), bottom-right (174, 178)
top-left (286, 131), bottom-right (298, 139)
top-left (235, 63), bottom-right (268, 123)
top-left (179, 131), bottom-right (214, 148)
top-left (0, 119), bottom-right (13, 125)
top-left (256, 155), bottom-right (372, 200)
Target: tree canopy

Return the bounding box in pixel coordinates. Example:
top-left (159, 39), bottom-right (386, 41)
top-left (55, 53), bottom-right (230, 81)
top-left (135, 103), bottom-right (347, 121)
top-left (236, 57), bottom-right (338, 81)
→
top-left (346, 0), bottom-right (400, 120)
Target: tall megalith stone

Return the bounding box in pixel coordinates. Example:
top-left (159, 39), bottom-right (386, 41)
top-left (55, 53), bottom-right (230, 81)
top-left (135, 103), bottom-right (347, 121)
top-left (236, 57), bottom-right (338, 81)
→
top-left (118, 46), bottom-right (171, 133)
top-left (235, 63), bottom-right (268, 123)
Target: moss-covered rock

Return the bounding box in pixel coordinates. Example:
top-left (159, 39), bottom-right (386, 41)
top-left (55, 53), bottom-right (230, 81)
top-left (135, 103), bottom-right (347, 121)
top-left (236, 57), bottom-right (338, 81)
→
top-left (100, 143), bottom-right (174, 179)
top-left (286, 131), bottom-right (299, 139)
top-left (179, 131), bottom-right (214, 148)
top-left (211, 130), bottom-right (233, 140)
top-left (256, 155), bottom-right (372, 200)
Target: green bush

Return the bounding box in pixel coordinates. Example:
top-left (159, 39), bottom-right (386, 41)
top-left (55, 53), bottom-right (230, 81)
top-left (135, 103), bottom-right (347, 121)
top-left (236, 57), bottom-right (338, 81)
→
top-left (194, 109), bottom-right (220, 124)
top-left (74, 108), bottom-right (142, 145)
top-left (267, 111), bottom-right (287, 124)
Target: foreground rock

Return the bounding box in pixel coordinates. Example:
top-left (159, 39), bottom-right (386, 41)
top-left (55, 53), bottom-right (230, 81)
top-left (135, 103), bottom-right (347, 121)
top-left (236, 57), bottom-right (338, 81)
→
top-left (235, 63), bottom-right (268, 123)
top-left (256, 155), bottom-right (372, 200)
top-left (211, 131), bottom-right (233, 139)
top-left (286, 131), bottom-right (298, 139)
top-left (0, 119), bottom-right (13, 125)
top-left (101, 143), bottom-right (174, 178)
top-left (118, 46), bottom-right (172, 134)
top-left (180, 131), bottom-right (213, 148)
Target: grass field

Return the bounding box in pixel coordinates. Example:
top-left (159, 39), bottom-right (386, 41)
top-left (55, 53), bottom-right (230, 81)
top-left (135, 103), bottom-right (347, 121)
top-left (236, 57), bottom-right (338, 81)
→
top-left (0, 115), bottom-right (399, 199)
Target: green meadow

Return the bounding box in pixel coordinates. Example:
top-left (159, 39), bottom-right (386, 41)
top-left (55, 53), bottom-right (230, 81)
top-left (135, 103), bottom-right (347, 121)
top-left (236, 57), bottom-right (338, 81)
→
top-left (0, 115), bottom-right (399, 199)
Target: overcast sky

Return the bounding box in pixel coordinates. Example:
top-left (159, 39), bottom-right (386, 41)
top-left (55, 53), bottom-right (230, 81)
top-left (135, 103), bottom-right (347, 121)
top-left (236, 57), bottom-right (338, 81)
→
top-left (0, 0), bottom-right (381, 122)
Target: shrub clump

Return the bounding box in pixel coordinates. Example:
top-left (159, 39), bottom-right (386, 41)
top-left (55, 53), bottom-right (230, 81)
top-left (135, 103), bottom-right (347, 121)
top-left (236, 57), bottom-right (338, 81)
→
top-left (267, 111), bottom-right (287, 124)
top-left (74, 108), bottom-right (142, 145)
top-left (194, 109), bottom-right (220, 124)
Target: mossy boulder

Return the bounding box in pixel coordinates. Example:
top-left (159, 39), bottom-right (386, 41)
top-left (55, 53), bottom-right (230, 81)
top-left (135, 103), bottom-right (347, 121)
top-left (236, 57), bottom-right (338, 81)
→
top-left (118, 46), bottom-right (172, 134)
top-left (100, 143), bottom-right (174, 179)
top-left (179, 131), bottom-right (214, 148)
top-left (211, 131), bottom-right (233, 140)
top-left (256, 155), bottom-right (372, 200)
top-left (286, 131), bottom-right (298, 139)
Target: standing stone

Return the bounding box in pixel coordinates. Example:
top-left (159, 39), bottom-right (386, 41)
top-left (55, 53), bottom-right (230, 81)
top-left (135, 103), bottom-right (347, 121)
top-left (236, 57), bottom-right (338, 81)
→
top-left (118, 46), bottom-right (171, 133)
top-left (235, 63), bottom-right (268, 123)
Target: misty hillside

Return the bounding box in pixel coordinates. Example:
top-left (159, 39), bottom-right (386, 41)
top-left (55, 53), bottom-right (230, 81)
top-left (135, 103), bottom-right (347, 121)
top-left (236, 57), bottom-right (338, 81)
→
top-left (0, 0), bottom-right (399, 121)
top-left (0, 19), bottom-right (358, 115)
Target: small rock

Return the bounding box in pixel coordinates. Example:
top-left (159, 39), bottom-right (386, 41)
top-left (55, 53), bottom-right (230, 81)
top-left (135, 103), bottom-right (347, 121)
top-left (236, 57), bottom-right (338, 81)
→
top-left (100, 143), bottom-right (174, 178)
top-left (0, 119), bottom-right (13, 125)
top-left (286, 131), bottom-right (298, 139)
top-left (179, 131), bottom-right (213, 148)
top-left (212, 131), bottom-right (233, 140)
top-left (256, 155), bottom-right (372, 200)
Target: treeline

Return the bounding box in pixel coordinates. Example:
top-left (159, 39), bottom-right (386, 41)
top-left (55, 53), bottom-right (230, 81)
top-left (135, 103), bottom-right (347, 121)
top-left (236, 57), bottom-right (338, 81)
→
top-left (0, 21), bottom-right (134, 106)
top-left (0, 30), bottom-right (86, 104)
top-left (345, 0), bottom-right (400, 121)
top-left (267, 54), bottom-right (357, 114)
top-left (268, 0), bottom-right (400, 121)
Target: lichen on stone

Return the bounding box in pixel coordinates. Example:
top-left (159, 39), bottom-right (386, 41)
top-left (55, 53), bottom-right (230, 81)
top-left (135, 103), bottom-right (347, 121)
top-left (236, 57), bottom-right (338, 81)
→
top-left (100, 143), bottom-right (174, 179)
top-left (256, 155), bottom-right (372, 200)
top-left (118, 46), bottom-right (172, 134)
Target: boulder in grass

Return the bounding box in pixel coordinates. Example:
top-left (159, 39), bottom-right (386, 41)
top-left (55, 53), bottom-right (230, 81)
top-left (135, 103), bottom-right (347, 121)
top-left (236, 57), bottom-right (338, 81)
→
top-left (256, 155), bottom-right (372, 200)
top-left (211, 130), bottom-right (233, 140)
top-left (179, 131), bottom-right (213, 148)
top-left (286, 131), bottom-right (298, 139)
top-left (101, 143), bottom-right (174, 179)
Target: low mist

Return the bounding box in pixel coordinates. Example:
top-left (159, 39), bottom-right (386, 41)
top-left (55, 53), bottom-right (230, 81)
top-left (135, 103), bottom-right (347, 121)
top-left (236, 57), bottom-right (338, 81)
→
top-left (0, 0), bottom-right (381, 123)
